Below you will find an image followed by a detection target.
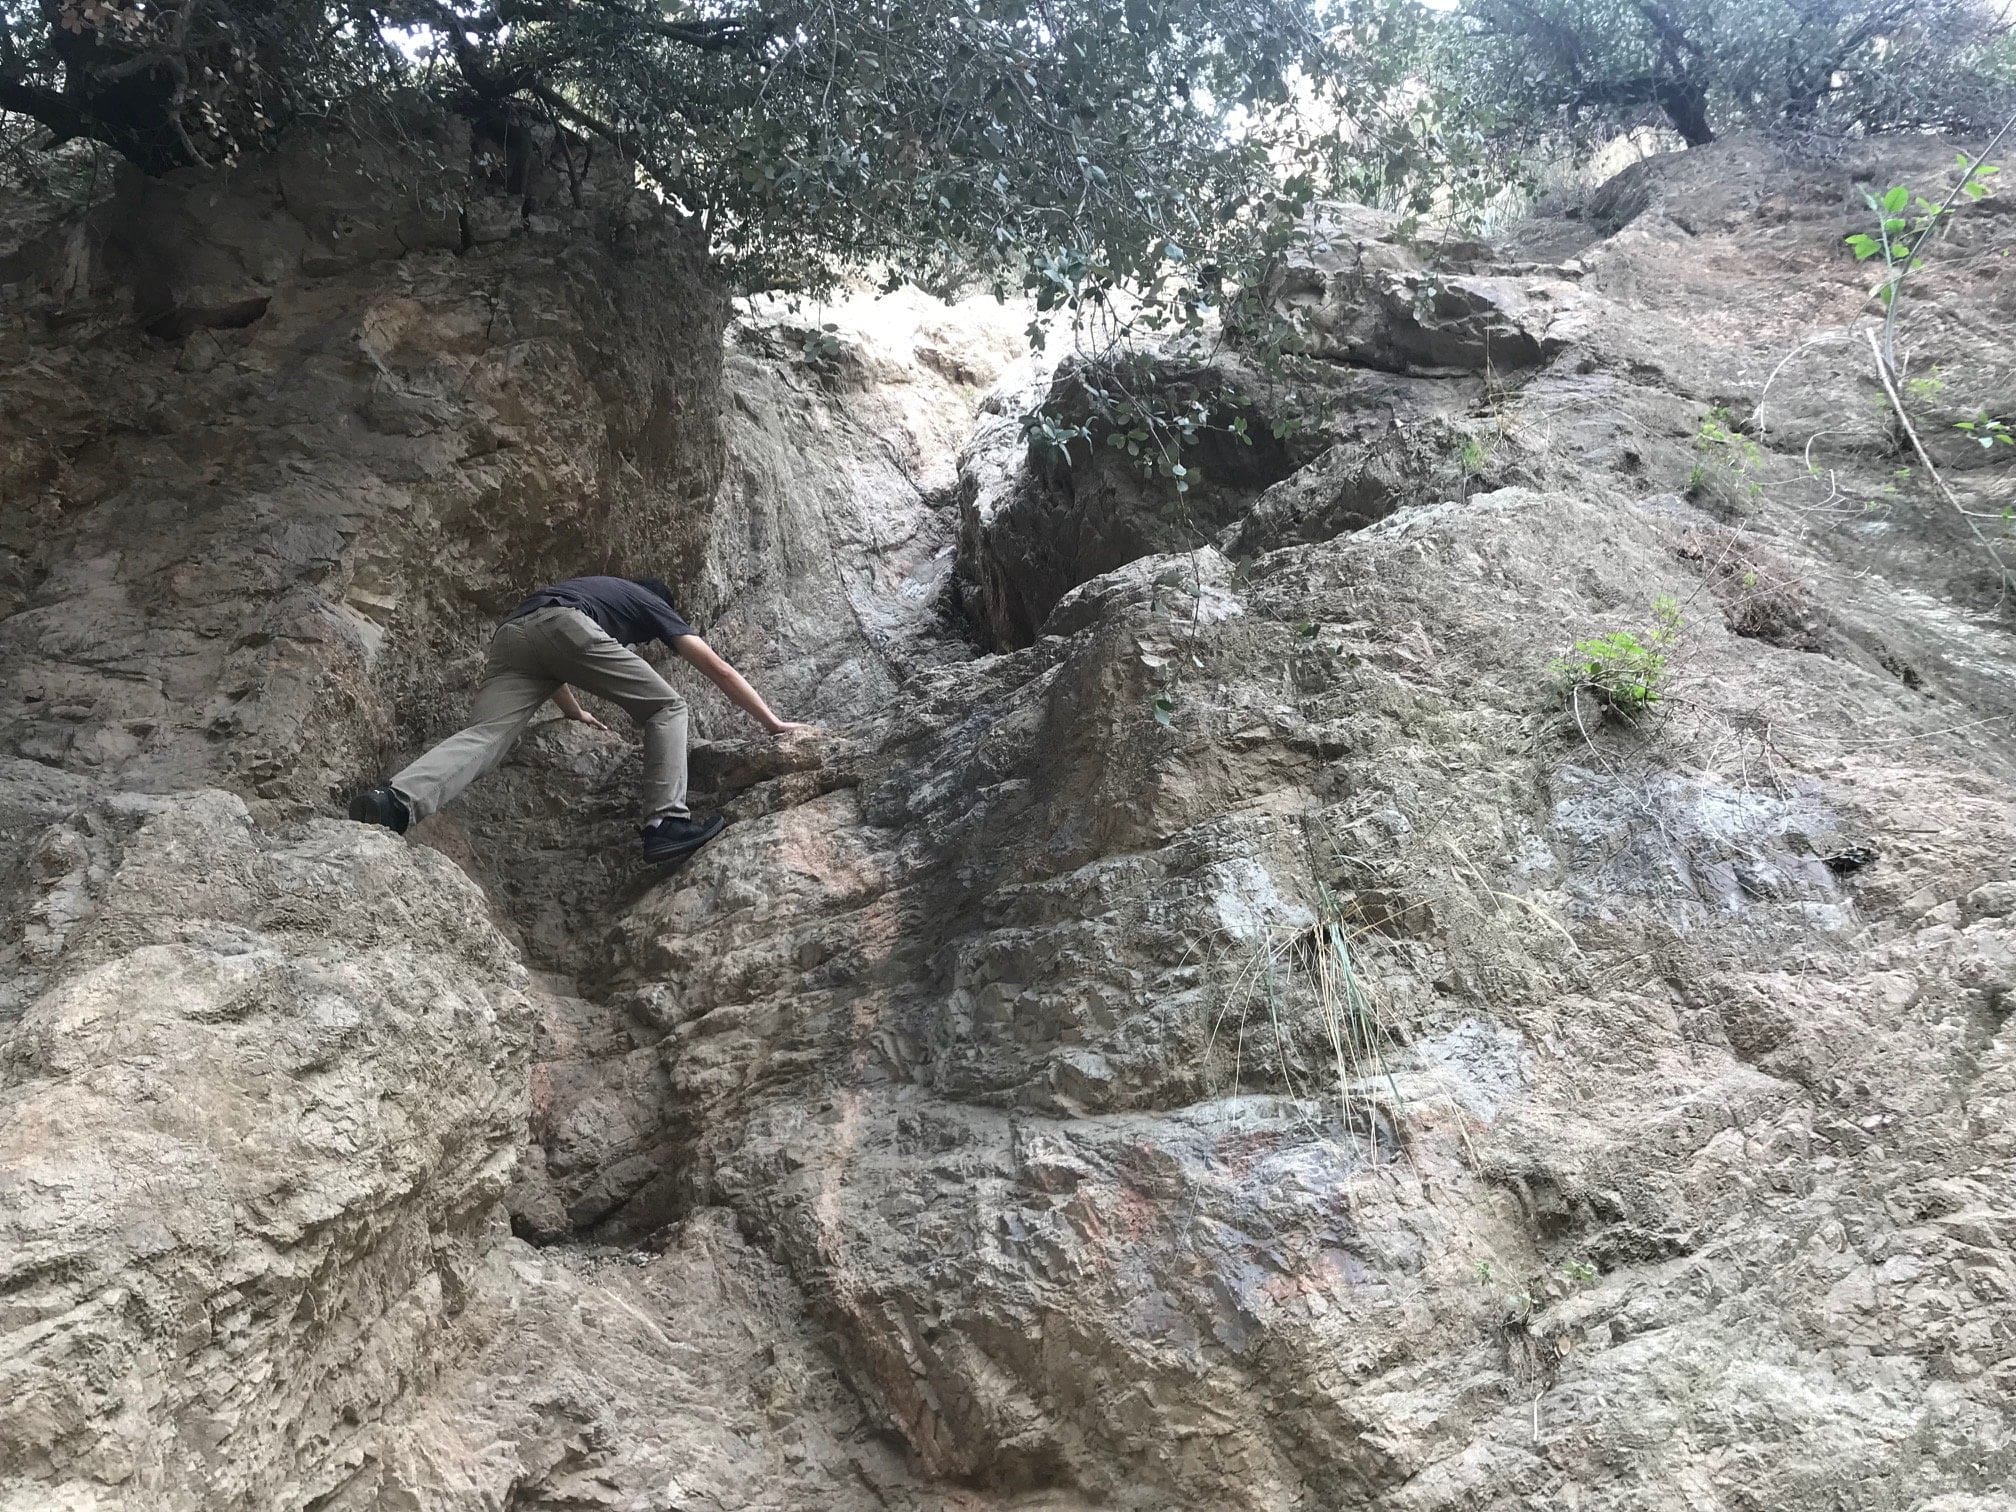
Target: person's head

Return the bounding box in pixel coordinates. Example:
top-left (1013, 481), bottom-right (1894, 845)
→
top-left (630, 576), bottom-right (677, 608)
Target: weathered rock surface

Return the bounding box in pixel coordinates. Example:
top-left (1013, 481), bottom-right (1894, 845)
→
top-left (1270, 203), bottom-right (1589, 374)
top-left (0, 117), bottom-right (725, 813)
top-left (0, 787), bottom-right (530, 1510)
top-left (5, 127), bottom-right (2016, 1512)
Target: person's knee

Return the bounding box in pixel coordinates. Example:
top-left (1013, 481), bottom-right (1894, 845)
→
top-left (639, 690), bottom-right (687, 726)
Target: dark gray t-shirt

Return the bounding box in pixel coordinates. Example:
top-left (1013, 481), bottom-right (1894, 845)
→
top-left (507, 576), bottom-right (694, 646)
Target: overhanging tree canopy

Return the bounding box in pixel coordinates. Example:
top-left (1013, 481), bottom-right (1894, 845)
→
top-left (0, 0), bottom-right (1428, 309)
top-left (1438, 0), bottom-right (2015, 149)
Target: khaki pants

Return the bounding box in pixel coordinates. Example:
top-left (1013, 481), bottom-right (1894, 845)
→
top-left (391, 607), bottom-right (689, 824)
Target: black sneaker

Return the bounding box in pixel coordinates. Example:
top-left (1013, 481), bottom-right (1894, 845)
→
top-left (348, 785), bottom-right (411, 834)
top-left (641, 813), bottom-right (726, 866)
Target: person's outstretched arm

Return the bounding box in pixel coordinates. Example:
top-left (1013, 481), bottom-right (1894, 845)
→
top-left (674, 636), bottom-right (810, 736)
top-left (550, 685), bottom-right (609, 730)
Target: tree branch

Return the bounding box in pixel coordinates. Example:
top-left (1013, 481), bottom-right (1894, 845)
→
top-left (505, 0), bottom-right (767, 51)
top-left (1866, 327), bottom-right (2015, 608)
top-left (528, 79), bottom-right (680, 193)
top-left (1630, 0), bottom-right (1704, 58)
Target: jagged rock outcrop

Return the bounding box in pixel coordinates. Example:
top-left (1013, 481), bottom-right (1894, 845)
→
top-left (0, 126), bottom-right (940, 1512)
top-left (954, 203), bottom-right (1589, 649)
top-left (0, 790), bottom-right (530, 1509)
top-left (1268, 202), bottom-right (1590, 375)
top-left (0, 116), bottom-right (724, 812)
top-left (5, 126), bottom-right (2016, 1512)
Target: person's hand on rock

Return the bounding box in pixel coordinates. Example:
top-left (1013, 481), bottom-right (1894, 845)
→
top-left (552, 686), bottom-right (611, 732)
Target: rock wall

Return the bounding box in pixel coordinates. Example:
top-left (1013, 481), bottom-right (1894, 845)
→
top-left (4, 127), bottom-right (2016, 1512)
top-left (0, 117), bottom-right (725, 817)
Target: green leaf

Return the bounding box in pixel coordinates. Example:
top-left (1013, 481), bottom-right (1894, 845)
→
top-left (1880, 185), bottom-right (1910, 215)
top-left (1844, 233), bottom-right (1880, 261)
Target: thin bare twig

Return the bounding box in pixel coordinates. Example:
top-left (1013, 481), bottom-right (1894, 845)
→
top-left (1880, 109), bottom-right (2016, 372)
top-left (1865, 327), bottom-right (2015, 608)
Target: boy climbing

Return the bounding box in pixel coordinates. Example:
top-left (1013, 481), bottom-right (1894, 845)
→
top-left (348, 575), bottom-right (806, 866)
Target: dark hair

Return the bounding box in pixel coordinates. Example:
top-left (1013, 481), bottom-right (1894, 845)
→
top-left (630, 576), bottom-right (678, 608)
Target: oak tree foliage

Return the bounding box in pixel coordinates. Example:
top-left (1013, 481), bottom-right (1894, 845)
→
top-left (1437, 0), bottom-right (2015, 150)
top-left (0, 0), bottom-right (1406, 308)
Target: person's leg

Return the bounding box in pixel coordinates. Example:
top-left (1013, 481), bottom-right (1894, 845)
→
top-left (389, 624), bottom-right (557, 821)
top-left (530, 612), bottom-right (690, 822)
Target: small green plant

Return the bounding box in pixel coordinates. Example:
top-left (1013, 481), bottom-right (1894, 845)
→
top-left (1472, 1256), bottom-right (1595, 1325)
top-left (801, 322), bottom-right (845, 372)
top-left (1553, 597), bottom-right (1682, 714)
top-left (1845, 183), bottom-right (1951, 305)
top-left (1690, 406), bottom-right (1764, 503)
top-left (1150, 692), bottom-right (1177, 727)
top-left (1697, 406), bottom-right (1753, 454)
top-left (1955, 412), bottom-right (2014, 449)
top-left (1846, 150), bottom-right (2002, 372)
top-left (1905, 371), bottom-right (1947, 404)
top-left (1022, 408), bottom-right (1094, 463)
top-left (1459, 434), bottom-right (1489, 477)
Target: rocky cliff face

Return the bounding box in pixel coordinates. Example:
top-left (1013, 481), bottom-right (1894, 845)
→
top-left (3, 129), bottom-right (2014, 1511)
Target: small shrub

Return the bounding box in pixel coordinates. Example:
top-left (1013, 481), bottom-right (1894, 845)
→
top-left (1847, 151), bottom-right (2003, 373)
top-left (800, 323), bottom-right (846, 374)
top-left (1553, 597), bottom-right (1682, 713)
top-left (1906, 371), bottom-right (1948, 405)
top-left (1687, 406), bottom-right (1765, 506)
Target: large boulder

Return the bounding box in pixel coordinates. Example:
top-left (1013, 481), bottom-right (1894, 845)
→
top-left (608, 482), bottom-right (2016, 1507)
top-left (1268, 203), bottom-right (1591, 375)
top-left (0, 786), bottom-right (532, 1510)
